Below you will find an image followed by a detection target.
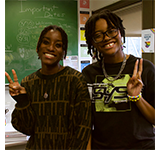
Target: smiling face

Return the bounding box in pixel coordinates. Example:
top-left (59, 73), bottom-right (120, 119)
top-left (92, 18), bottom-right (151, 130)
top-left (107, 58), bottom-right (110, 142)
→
top-left (38, 29), bottom-right (64, 68)
top-left (92, 18), bottom-right (122, 57)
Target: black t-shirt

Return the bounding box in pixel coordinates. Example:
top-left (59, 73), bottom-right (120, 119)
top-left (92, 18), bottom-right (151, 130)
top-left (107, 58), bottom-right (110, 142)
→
top-left (82, 55), bottom-right (155, 149)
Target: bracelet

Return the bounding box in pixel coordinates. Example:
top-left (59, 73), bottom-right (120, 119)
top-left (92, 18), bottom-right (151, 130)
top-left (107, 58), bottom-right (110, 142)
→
top-left (127, 93), bottom-right (142, 102)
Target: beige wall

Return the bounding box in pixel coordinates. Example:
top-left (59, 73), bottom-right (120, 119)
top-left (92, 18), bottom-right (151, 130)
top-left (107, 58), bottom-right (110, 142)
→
top-left (114, 2), bottom-right (142, 37)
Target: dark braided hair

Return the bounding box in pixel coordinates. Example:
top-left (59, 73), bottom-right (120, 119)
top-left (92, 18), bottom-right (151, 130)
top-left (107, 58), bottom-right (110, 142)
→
top-left (36, 25), bottom-right (68, 59)
top-left (85, 9), bottom-right (125, 61)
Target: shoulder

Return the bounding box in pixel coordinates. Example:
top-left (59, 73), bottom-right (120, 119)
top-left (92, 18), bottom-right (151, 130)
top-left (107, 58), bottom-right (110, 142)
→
top-left (64, 66), bottom-right (88, 88)
top-left (63, 66), bottom-right (87, 82)
top-left (82, 61), bottom-right (101, 74)
top-left (142, 59), bottom-right (155, 82)
top-left (143, 58), bottom-right (155, 71)
top-left (127, 54), bottom-right (155, 71)
top-left (21, 70), bottom-right (39, 84)
top-left (64, 66), bottom-right (83, 77)
top-left (82, 61), bottom-right (101, 83)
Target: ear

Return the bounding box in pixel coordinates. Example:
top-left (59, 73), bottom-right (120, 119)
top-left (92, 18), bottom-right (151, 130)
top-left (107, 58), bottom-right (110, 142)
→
top-left (36, 49), bottom-right (40, 59)
top-left (63, 50), bottom-right (66, 59)
top-left (37, 53), bottom-right (40, 59)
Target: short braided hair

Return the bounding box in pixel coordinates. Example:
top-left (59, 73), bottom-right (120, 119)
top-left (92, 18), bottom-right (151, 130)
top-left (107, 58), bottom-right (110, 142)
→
top-left (36, 25), bottom-right (68, 59)
top-left (85, 9), bottom-right (125, 61)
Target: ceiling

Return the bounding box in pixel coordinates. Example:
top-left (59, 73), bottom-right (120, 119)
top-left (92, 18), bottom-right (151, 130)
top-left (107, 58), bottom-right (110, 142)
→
top-left (90, 0), bottom-right (121, 11)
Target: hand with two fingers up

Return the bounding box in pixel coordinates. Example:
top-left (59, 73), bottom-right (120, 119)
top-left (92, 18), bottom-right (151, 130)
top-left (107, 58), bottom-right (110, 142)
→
top-left (127, 59), bottom-right (143, 97)
top-left (5, 69), bottom-right (26, 96)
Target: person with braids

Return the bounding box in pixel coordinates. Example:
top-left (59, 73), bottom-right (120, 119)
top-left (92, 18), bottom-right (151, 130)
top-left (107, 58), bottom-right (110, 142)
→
top-left (82, 10), bottom-right (155, 149)
top-left (5, 25), bottom-right (91, 150)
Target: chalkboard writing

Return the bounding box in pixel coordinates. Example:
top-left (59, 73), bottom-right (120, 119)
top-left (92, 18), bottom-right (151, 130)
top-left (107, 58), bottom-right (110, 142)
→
top-left (5, 0), bottom-right (78, 84)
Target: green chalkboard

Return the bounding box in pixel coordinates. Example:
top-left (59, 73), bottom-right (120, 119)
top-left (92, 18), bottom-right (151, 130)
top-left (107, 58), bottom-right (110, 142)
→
top-left (5, 0), bottom-right (78, 84)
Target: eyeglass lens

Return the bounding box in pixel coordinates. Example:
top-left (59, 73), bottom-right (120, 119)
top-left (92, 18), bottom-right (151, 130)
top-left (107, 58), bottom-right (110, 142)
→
top-left (93, 29), bottom-right (118, 43)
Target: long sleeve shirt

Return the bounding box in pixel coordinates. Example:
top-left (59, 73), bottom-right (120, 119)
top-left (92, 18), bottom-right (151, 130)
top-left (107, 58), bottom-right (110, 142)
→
top-left (11, 66), bottom-right (91, 150)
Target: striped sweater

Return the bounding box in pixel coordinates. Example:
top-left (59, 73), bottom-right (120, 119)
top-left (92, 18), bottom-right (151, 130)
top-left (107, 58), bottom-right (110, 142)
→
top-left (11, 66), bottom-right (91, 150)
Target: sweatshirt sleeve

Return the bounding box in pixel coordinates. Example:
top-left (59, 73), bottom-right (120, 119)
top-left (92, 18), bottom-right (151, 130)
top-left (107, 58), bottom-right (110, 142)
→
top-left (11, 93), bottom-right (35, 136)
top-left (68, 74), bottom-right (91, 150)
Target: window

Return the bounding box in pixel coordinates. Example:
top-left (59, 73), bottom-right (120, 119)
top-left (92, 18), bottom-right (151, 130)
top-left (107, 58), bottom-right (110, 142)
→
top-left (123, 37), bottom-right (142, 58)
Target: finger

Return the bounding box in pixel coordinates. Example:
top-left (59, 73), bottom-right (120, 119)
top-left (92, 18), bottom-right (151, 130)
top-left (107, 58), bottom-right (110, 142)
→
top-left (132, 59), bottom-right (139, 77)
top-left (9, 90), bottom-right (19, 96)
top-left (5, 71), bottom-right (13, 84)
top-left (9, 84), bottom-right (20, 90)
top-left (9, 87), bottom-right (19, 94)
top-left (138, 58), bottom-right (143, 77)
top-left (138, 79), bottom-right (144, 86)
top-left (12, 69), bottom-right (19, 83)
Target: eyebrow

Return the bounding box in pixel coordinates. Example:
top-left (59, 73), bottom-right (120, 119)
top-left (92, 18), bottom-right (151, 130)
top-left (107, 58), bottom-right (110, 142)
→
top-left (43, 36), bottom-right (62, 42)
top-left (94, 28), bottom-right (116, 33)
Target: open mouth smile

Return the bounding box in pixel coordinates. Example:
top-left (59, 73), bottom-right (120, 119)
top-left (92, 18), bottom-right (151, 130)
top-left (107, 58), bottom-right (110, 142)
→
top-left (103, 42), bottom-right (115, 49)
top-left (105, 42), bottom-right (114, 47)
top-left (45, 53), bottom-right (54, 58)
top-left (44, 52), bottom-right (56, 58)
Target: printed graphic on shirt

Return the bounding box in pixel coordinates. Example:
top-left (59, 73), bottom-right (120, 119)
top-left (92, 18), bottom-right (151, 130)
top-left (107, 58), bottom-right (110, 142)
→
top-left (88, 74), bottom-right (131, 112)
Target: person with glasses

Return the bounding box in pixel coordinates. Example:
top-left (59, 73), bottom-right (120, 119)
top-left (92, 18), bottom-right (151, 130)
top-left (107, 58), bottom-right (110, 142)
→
top-left (82, 10), bottom-right (155, 149)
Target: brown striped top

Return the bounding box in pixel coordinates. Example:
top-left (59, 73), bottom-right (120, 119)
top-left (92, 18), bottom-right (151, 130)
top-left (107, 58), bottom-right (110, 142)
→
top-left (11, 66), bottom-right (91, 150)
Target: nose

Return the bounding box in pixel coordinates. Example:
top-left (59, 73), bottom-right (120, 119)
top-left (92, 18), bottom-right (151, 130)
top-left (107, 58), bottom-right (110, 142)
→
top-left (103, 32), bottom-right (111, 41)
top-left (48, 43), bottom-right (55, 51)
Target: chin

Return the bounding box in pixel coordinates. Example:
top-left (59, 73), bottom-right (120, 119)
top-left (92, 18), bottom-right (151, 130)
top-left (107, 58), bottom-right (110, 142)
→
top-left (103, 49), bottom-right (117, 56)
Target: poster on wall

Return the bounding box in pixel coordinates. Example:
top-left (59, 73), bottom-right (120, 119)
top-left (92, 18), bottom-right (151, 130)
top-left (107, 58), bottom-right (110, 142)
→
top-left (80, 27), bottom-right (86, 41)
top-left (141, 29), bottom-right (155, 53)
top-left (63, 56), bottom-right (78, 70)
top-left (81, 60), bottom-right (90, 72)
top-left (80, 11), bottom-right (90, 25)
top-left (80, 44), bottom-right (90, 58)
top-left (80, 0), bottom-right (89, 8)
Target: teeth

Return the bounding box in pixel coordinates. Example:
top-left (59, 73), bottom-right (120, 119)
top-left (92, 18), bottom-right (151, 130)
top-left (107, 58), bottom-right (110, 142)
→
top-left (106, 43), bottom-right (114, 47)
top-left (45, 53), bottom-right (54, 57)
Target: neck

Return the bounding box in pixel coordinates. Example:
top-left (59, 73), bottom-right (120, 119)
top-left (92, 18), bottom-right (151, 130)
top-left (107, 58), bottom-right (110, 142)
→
top-left (103, 51), bottom-right (125, 64)
top-left (41, 64), bottom-right (64, 75)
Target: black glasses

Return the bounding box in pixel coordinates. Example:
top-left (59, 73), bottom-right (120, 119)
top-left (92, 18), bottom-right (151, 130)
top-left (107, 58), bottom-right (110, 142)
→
top-left (92, 29), bottom-right (119, 43)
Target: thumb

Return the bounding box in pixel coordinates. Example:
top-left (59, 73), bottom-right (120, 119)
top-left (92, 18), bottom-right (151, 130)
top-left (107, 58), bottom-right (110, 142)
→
top-left (12, 85), bottom-right (26, 94)
top-left (19, 86), bottom-right (27, 94)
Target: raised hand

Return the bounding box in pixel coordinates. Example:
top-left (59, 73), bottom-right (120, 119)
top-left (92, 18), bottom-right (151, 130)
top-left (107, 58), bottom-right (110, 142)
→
top-left (5, 69), bottom-right (26, 96)
top-left (127, 59), bottom-right (143, 96)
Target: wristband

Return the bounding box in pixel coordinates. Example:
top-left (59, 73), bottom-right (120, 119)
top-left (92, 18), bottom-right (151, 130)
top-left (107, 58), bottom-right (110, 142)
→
top-left (127, 93), bottom-right (142, 102)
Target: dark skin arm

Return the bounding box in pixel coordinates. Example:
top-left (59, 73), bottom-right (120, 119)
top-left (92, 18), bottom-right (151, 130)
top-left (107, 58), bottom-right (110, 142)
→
top-left (127, 59), bottom-right (155, 125)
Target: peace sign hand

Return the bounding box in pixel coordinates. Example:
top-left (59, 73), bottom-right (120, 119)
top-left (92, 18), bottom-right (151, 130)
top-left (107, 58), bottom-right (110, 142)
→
top-left (127, 59), bottom-right (143, 96)
top-left (5, 69), bottom-right (26, 96)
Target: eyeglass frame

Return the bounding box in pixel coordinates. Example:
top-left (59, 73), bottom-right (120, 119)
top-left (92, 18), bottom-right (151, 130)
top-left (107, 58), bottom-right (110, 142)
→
top-left (92, 28), bottom-right (119, 44)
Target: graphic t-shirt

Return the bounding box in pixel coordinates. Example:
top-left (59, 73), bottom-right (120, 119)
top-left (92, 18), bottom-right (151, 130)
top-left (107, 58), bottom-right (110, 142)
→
top-left (82, 55), bottom-right (155, 149)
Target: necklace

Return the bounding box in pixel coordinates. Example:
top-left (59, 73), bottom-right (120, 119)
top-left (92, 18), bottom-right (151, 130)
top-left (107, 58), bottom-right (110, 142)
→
top-left (40, 65), bottom-right (63, 99)
top-left (44, 92), bottom-right (48, 99)
top-left (43, 79), bottom-right (49, 100)
top-left (102, 52), bottom-right (127, 82)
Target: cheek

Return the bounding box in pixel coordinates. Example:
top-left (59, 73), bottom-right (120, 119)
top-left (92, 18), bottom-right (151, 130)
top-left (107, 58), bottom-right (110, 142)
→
top-left (117, 32), bottom-right (122, 44)
top-left (58, 50), bottom-right (65, 58)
